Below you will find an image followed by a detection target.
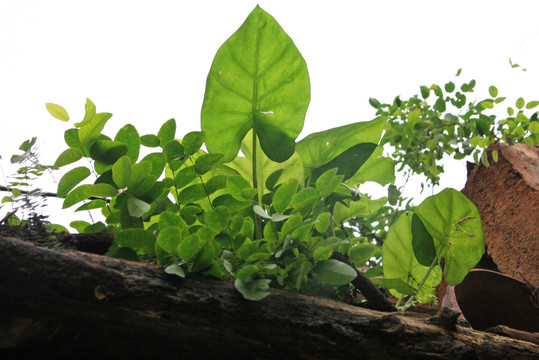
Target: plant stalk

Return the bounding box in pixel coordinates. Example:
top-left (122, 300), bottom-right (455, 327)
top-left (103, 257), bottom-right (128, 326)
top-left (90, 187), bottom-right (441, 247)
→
top-left (404, 244), bottom-right (446, 309)
top-left (252, 129), bottom-right (262, 240)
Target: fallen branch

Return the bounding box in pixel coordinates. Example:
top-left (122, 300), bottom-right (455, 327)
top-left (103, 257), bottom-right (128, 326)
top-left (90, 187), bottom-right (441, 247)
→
top-left (0, 235), bottom-right (537, 359)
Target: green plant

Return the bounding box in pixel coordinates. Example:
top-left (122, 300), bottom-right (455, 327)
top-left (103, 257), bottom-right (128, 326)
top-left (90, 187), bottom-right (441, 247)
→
top-left (0, 137), bottom-right (56, 225)
top-left (45, 6), bottom-right (485, 307)
top-left (372, 69), bottom-right (539, 188)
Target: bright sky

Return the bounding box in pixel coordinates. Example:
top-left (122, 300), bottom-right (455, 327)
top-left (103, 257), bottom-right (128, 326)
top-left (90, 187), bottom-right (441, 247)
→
top-left (1, 1), bottom-right (538, 227)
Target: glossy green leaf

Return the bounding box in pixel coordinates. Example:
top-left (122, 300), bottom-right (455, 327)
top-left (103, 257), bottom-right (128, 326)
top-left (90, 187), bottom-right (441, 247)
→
top-left (174, 166), bottom-right (198, 189)
top-left (195, 153), bottom-right (224, 175)
top-left (182, 131), bottom-right (206, 155)
top-left (434, 97), bottom-right (446, 112)
top-left (57, 166), bottom-right (91, 198)
top-left (489, 85), bottom-right (498, 98)
top-left (75, 199), bottom-right (107, 212)
top-left (89, 140), bottom-right (128, 165)
top-left (516, 97), bottom-right (525, 109)
top-left (106, 247), bottom-right (138, 261)
top-left (141, 153), bottom-right (167, 179)
top-left (411, 213), bottom-right (436, 266)
top-left (130, 175), bottom-right (157, 197)
top-left (191, 241), bottom-right (220, 272)
top-left (234, 278), bottom-right (271, 301)
top-left (46, 103), bottom-right (69, 121)
top-left (444, 82), bottom-right (455, 93)
top-left (159, 211), bottom-right (186, 230)
top-left (348, 243), bottom-right (376, 267)
top-left (236, 264), bottom-right (259, 279)
top-left (115, 228), bottom-right (156, 255)
top-left (178, 233), bottom-right (201, 262)
top-left (526, 100), bottom-right (539, 109)
top-left (370, 278), bottom-right (417, 296)
top-left (179, 184), bottom-right (207, 204)
top-left (156, 225), bottom-right (182, 254)
top-left (64, 128), bottom-right (80, 148)
top-left (128, 161), bottom-right (152, 189)
top-left (420, 86), bottom-right (430, 99)
top-left (84, 183), bottom-right (117, 198)
top-left (140, 134), bottom-right (160, 147)
top-left (272, 178), bottom-right (298, 213)
top-left (205, 206), bottom-right (230, 233)
top-left (415, 188), bottom-right (485, 285)
top-left (163, 140), bottom-right (184, 163)
top-left (345, 146), bottom-right (395, 186)
top-left (78, 112), bottom-right (113, 147)
top-left (62, 184), bottom-right (92, 208)
top-left (127, 196), bottom-right (151, 217)
top-left (54, 148), bottom-right (83, 167)
top-left (382, 212), bottom-right (442, 303)
top-left (333, 196), bottom-right (386, 224)
top-left (112, 156), bottom-right (132, 188)
top-left (213, 194), bottom-right (251, 211)
top-left (310, 143), bottom-right (377, 183)
top-left (75, 98), bottom-right (96, 127)
top-left (164, 263), bottom-right (185, 278)
top-left (114, 124), bottom-right (140, 162)
top-left (295, 261), bottom-right (313, 290)
top-left (157, 118), bottom-right (176, 147)
top-left (227, 175), bottom-right (254, 201)
top-left (314, 212), bottom-right (331, 233)
top-left (369, 97), bottom-right (381, 109)
top-left (296, 117), bottom-right (386, 178)
top-left (492, 149), bottom-right (499, 163)
top-left (201, 5), bottom-right (310, 163)
top-left (315, 168), bottom-right (343, 198)
top-left (70, 220), bottom-right (90, 233)
top-left (312, 259), bottom-right (357, 286)
top-left (388, 184), bottom-right (400, 206)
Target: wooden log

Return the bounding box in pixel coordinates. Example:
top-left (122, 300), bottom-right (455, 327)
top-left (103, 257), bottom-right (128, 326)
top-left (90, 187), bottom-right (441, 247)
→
top-left (1, 235), bottom-right (537, 359)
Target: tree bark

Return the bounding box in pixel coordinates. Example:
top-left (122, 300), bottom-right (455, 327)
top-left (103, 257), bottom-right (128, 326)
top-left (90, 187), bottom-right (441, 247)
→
top-left (1, 235), bottom-right (537, 359)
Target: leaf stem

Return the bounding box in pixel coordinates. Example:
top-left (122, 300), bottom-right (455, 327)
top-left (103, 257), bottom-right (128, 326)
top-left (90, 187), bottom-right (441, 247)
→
top-left (190, 157), bottom-right (213, 210)
top-left (252, 130), bottom-right (262, 240)
top-left (404, 244), bottom-right (445, 308)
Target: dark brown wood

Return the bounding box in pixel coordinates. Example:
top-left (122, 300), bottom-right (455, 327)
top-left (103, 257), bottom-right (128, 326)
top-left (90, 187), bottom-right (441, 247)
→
top-left (1, 235), bottom-right (538, 359)
top-left (331, 251), bottom-right (397, 312)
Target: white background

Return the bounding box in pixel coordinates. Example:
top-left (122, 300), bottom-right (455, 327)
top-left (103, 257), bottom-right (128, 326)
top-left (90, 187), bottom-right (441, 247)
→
top-left (1, 0), bottom-right (538, 228)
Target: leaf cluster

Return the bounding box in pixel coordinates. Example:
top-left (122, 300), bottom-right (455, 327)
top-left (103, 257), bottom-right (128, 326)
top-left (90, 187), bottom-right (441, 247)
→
top-left (371, 74), bottom-right (539, 186)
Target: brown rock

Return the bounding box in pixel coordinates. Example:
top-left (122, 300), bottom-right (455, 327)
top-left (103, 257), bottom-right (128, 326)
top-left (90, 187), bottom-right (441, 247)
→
top-left (461, 143), bottom-right (539, 286)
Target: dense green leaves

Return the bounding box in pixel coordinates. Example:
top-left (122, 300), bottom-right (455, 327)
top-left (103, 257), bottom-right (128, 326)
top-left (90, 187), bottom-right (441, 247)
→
top-left (42, 7), bottom-right (495, 307)
top-left (201, 5), bottom-right (310, 163)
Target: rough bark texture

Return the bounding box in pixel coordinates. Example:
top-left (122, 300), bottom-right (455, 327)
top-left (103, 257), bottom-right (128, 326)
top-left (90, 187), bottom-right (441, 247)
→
top-left (1, 236), bottom-right (537, 359)
top-left (461, 143), bottom-right (539, 286)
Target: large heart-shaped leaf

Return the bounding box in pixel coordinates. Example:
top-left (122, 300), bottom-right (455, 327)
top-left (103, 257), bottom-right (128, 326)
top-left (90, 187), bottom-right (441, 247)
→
top-left (201, 5), bottom-right (310, 163)
top-left (382, 212), bottom-right (442, 303)
top-left (414, 188), bottom-right (485, 285)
